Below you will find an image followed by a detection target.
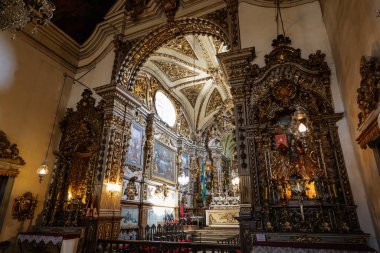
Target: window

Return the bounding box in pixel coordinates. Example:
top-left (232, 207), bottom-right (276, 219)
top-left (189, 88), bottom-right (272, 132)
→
top-left (155, 91), bottom-right (176, 127)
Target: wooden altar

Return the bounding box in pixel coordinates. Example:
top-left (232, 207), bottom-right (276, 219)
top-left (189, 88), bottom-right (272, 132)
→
top-left (218, 35), bottom-right (372, 252)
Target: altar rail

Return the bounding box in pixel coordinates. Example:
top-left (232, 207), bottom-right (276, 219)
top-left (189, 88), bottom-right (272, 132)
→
top-left (139, 224), bottom-right (186, 241)
top-left (217, 235), bottom-right (240, 245)
top-left (97, 239), bottom-right (241, 253)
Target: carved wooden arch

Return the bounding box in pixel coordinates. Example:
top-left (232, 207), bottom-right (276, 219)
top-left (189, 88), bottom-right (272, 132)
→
top-left (246, 36), bottom-right (333, 124)
top-left (116, 18), bottom-right (230, 89)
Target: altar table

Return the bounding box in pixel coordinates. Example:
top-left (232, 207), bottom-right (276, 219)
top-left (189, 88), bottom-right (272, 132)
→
top-left (17, 232), bottom-right (80, 253)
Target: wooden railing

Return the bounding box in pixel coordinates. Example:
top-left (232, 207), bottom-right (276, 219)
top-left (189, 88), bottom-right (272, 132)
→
top-left (97, 239), bottom-right (241, 253)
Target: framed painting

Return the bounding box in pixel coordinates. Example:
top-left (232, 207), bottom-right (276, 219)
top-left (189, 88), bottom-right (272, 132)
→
top-left (182, 153), bottom-right (189, 171)
top-left (152, 141), bottom-right (176, 184)
top-left (126, 124), bottom-right (144, 167)
top-left (120, 207), bottom-right (139, 229)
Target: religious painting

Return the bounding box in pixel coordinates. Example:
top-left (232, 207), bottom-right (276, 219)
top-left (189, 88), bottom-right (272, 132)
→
top-left (126, 124), bottom-right (144, 167)
top-left (182, 153), bottom-right (189, 171)
top-left (152, 141), bottom-right (176, 184)
top-left (119, 207), bottom-right (139, 240)
top-left (120, 207), bottom-right (139, 229)
top-left (147, 207), bottom-right (175, 226)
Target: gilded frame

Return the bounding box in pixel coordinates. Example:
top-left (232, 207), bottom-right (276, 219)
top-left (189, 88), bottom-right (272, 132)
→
top-left (125, 123), bottom-right (144, 169)
top-left (151, 140), bottom-right (177, 185)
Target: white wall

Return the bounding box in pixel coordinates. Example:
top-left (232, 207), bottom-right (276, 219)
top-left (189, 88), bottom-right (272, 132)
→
top-left (239, 1), bottom-right (378, 248)
top-left (320, 0), bottom-right (380, 247)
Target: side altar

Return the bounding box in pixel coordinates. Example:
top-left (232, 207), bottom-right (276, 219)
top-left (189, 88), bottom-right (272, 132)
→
top-left (219, 35), bottom-right (374, 252)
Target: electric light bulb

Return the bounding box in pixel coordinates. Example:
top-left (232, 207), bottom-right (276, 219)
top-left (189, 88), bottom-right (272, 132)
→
top-left (298, 123), bottom-right (307, 133)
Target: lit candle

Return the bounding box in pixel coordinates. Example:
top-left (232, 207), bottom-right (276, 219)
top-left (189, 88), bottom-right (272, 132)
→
top-left (264, 187), bottom-right (269, 200)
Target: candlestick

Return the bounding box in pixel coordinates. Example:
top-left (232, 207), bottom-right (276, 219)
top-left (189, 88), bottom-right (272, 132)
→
top-left (264, 187), bottom-right (269, 201)
top-left (332, 184), bottom-right (338, 198)
top-left (300, 201), bottom-right (304, 221)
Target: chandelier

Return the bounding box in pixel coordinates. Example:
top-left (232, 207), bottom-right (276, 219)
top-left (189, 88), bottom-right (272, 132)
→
top-left (178, 172), bottom-right (189, 186)
top-left (0, 0), bottom-right (55, 37)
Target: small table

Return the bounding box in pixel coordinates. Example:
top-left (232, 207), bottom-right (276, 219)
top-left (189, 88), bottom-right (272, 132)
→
top-left (17, 232), bottom-right (80, 253)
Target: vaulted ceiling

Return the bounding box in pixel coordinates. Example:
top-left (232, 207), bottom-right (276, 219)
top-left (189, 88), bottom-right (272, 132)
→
top-left (140, 34), bottom-right (230, 132)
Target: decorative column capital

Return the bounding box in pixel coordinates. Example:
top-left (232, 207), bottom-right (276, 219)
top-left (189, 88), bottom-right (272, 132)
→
top-left (218, 47), bottom-right (256, 99)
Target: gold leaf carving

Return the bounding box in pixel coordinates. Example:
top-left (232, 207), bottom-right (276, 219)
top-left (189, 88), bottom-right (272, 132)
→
top-left (164, 37), bottom-right (197, 59)
top-left (152, 60), bottom-right (197, 82)
top-left (206, 89), bottom-right (223, 115)
top-left (180, 83), bottom-right (204, 107)
top-left (0, 131), bottom-right (25, 165)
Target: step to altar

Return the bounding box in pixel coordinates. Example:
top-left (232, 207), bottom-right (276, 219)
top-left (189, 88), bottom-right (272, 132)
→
top-left (188, 227), bottom-right (239, 244)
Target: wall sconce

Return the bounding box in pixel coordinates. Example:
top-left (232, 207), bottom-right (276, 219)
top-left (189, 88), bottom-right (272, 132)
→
top-left (106, 183), bottom-right (122, 195)
top-left (231, 176), bottom-right (240, 186)
top-left (36, 160), bottom-right (48, 183)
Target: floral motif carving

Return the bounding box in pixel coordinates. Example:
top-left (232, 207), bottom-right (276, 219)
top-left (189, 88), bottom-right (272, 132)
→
top-left (357, 56), bottom-right (380, 126)
top-left (156, 0), bottom-right (179, 22)
top-left (125, 0), bottom-right (151, 21)
top-left (12, 192), bottom-right (37, 221)
top-left (124, 176), bottom-right (139, 200)
top-left (180, 83), bottom-right (204, 107)
top-left (0, 130), bottom-right (25, 165)
top-left (152, 60), bottom-right (197, 82)
top-left (204, 8), bottom-right (228, 33)
top-left (206, 89), bottom-right (223, 115)
top-left (155, 183), bottom-right (169, 199)
top-left (164, 36), bottom-right (197, 59)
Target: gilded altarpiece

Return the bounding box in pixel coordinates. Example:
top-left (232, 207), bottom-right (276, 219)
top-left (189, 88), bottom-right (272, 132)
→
top-left (41, 90), bottom-right (103, 228)
top-left (219, 36), bottom-right (368, 252)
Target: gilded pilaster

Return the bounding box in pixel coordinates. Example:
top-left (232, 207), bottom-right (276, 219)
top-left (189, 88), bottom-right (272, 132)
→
top-left (94, 84), bottom-right (141, 239)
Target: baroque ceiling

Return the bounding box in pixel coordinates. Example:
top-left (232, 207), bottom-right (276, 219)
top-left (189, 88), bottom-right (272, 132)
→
top-left (139, 34), bottom-right (230, 132)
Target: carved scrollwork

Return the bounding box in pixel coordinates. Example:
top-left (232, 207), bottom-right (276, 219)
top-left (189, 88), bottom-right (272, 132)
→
top-left (0, 130), bottom-right (25, 165)
top-left (155, 183), bottom-right (169, 199)
top-left (124, 176), bottom-right (139, 200)
top-left (220, 34), bottom-right (362, 248)
top-left (12, 192), bottom-right (38, 221)
top-left (357, 56), bottom-right (380, 126)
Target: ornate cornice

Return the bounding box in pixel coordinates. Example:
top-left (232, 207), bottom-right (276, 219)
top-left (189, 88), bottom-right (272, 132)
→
top-left (356, 106), bottom-right (380, 149)
top-left (357, 56), bottom-right (380, 127)
top-left (0, 131), bottom-right (25, 166)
